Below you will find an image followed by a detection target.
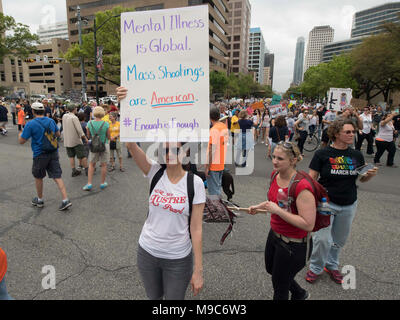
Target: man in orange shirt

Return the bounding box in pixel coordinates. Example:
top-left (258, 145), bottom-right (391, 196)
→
top-left (205, 108), bottom-right (228, 196)
top-left (0, 247), bottom-right (12, 300)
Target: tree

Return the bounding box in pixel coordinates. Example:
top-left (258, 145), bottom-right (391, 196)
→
top-left (210, 70), bottom-right (228, 97)
top-left (299, 55), bottom-right (358, 100)
top-left (351, 33), bottom-right (400, 103)
top-left (0, 13), bottom-right (38, 61)
top-left (63, 6), bottom-right (133, 86)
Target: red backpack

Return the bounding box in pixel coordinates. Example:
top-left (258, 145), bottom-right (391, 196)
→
top-left (270, 170), bottom-right (331, 232)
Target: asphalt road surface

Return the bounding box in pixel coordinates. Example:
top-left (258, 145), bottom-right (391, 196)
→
top-left (0, 124), bottom-right (399, 300)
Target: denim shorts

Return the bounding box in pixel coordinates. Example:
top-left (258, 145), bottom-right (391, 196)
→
top-left (32, 151), bottom-right (62, 179)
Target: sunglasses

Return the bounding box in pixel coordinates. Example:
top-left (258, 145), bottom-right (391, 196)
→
top-left (277, 141), bottom-right (296, 156)
top-left (162, 147), bottom-right (181, 155)
top-left (343, 130), bottom-right (356, 135)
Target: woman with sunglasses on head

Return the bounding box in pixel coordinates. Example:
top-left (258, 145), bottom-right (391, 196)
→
top-left (305, 118), bottom-right (378, 285)
top-left (248, 141), bottom-right (316, 300)
top-left (116, 87), bottom-right (206, 300)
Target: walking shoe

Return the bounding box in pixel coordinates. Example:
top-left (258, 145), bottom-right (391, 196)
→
top-left (305, 270), bottom-right (320, 284)
top-left (324, 267), bottom-right (343, 284)
top-left (32, 197), bottom-right (44, 208)
top-left (59, 200), bottom-right (72, 211)
top-left (83, 184), bottom-right (93, 191)
top-left (100, 182), bottom-right (108, 190)
top-left (291, 290), bottom-right (310, 300)
top-left (72, 169), bottom-right (81, 177)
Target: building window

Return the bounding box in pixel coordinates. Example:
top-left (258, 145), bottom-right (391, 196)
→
top-left (19, 73), bottom-right (24, 82)
top-left (234, 35), bottom-right (240, 41)
top-left (0, 71), bottom-right (5, 81)
top-left (10, 59), bottom-right (15, 66)
top-left (12, 72), bottom-right (16, 82)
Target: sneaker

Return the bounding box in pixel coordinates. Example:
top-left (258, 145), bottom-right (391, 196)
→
top-left (32, 197), bottom-right (44, 208)
top-left (100, 182), bottom-right (108, 190)
top-left (305, 269), bottom-right (320, 284)
top-left (59, 200), bottom-right (72, 211)
top-left (72, 169), bottom-right (81, 177)
top-left (83, 184), bottom-right (93, 191)
top-left (324, 267), bottom-right (343, 284)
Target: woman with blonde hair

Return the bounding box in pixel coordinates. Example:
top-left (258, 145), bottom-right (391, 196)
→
top-left (83, 106), bottom-right (111, 191)
top-left (249, 142), bottom-right (316, 300)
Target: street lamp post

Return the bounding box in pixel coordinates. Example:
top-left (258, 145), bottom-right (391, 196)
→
top-left (77, 6), bottom-right (87, 102)
top-left (93, 14), bottom-right (121, 105)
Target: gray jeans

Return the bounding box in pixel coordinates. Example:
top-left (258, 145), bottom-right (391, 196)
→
top-left (137, 245), bottom-right (193, 300)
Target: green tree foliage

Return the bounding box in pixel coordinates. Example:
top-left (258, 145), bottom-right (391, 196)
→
top-left (63, 6), bottom-right (133, 85)
top-left (351, 30), bottom-right (400, 103)
top-left (299, 55), bottom-right (358, 99)
top-left (0, 13), bottom-right (38, 61)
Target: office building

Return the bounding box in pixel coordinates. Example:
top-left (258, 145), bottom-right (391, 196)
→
top-left (227, 0), bottom-right (251, 74)
top-left (263, 51), bottom-right (274, 87)
top-left (321, 2), bottom-right (400, 63)
top-left (248, 27), bottom-right (265, 84)
top-left (351, 2), bottom-right (400, 38)
top-left (38, 21), bottom-right (69, 44)
top-left (304, 25), bottom-right (334, 72)
top-left (292, 36), bottom-right (305, 85)
top-left (25, 38), bottom-right (72, 95)
top-left (66, 0), bottom-right (230, 96)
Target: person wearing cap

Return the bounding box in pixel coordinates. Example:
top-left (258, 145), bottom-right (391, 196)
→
top-left (18, 102), bottom-right (72, 211)
top-left (62, 103), bottom-right (89, 177)
top-left (205, 107), bottom-right (228, 196)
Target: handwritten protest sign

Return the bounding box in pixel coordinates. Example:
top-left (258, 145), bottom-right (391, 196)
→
top-left (120, 6), bottom-right (210, 142)
top-left (328, 88), bottom-right (353, 111)
top-left (251, 101), bottom-right (264, 110)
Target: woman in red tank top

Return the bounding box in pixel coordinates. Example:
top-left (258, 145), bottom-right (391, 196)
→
top-left (249, 141), bottom-right (316, 300)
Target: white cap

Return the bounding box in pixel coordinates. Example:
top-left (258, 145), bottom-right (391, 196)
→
top-left (32, 102), bottom-right (45, 111)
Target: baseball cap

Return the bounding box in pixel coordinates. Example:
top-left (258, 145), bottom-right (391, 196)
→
top-left (31, 102), bottom-right (45, 111)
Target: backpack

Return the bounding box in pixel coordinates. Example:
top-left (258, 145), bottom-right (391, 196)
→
top-left (36, 119), bottom-right (58, 154)
top-left (269, 170), bottom-right (331, 232)
top-left (89, 121), bottom-right (106, 153)
top-left (149, 166), bottom-right (236, 245)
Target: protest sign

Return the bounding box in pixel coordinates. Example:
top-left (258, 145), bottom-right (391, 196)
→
top-left (120, 6), bottom-right (210, 142)
top-left (251, 101), bottom-right (264, 110)
top-left (271, 95), bottom-right (282, 106)
top-left (328, 88), bottom-right (353, 111)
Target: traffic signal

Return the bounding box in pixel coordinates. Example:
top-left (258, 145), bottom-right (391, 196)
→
top-left (24, 58), bottom-right (35, 63)
top-left (49, 59), bottom-right (61, 64)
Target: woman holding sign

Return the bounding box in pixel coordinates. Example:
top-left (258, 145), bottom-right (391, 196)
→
top-left (117, 87), bottom-right (206, 300)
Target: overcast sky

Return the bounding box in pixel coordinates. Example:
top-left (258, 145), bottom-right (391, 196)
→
top-left (2, 0), bottom-right (398, 93)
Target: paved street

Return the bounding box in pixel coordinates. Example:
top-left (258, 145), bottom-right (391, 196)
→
top-left (0, 123), bottom-right (399, 300)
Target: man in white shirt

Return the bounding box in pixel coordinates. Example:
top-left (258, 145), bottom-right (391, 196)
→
top-left (355, 106), bottom-right (374, 155)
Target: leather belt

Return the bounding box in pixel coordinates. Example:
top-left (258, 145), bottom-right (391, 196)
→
top-left (273, 231), bottom-right (307, 244)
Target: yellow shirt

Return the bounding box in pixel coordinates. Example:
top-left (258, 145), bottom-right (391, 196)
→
top-left (231, 115), bottom-right (240, 132)
top-left (109, 121), bottom-right (120, 140)
top-left (102, 114), bottom-right (111, 125)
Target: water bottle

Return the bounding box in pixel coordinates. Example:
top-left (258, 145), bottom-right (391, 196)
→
top-left (276, 188), bottom-right (289, 210)
top-left (318, 198), bottom-right (332, 216)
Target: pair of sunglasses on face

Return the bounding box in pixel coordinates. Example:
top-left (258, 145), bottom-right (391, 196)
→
top-left (161, 146), bottom-right (181, 155)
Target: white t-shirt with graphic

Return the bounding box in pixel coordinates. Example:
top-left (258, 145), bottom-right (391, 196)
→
top-left (360, 113), bottom-right (372, 134)
top-left (139, 161), bottom-right (206, 259)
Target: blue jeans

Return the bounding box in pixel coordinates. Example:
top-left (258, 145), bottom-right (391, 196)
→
top-left (309, 201), bottom-right (357, 274)
top-left (137, 245), bottom-right (193, 300)
top-left (207, 170), bottom-right (223, 196)
top-left (0, 277), bottom-right (13, 300)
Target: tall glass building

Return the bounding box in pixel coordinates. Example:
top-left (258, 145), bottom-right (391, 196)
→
top-left (248, 27), bottom-right (265, 84)
top-left (321, 2), bottom-right (400, 63)
top-left (292, 37), bottom-right (305, 85)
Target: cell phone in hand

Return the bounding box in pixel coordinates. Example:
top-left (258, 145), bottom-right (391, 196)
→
top-left (356, 163), bottom-right (375, 176)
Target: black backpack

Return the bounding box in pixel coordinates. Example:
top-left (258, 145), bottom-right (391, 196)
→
top-left (36, 119), bottom-right (58, 154)
top-left (89, 121), bottom-right (106, 153)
